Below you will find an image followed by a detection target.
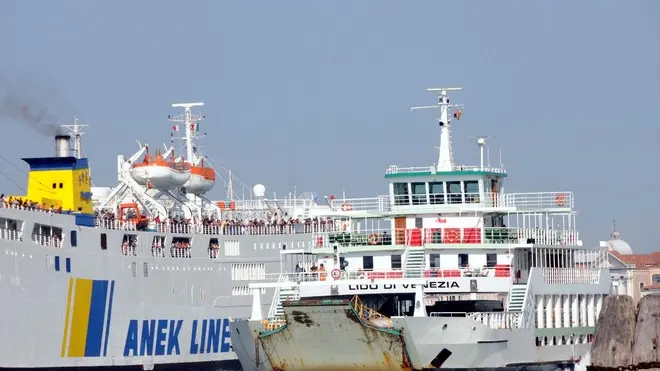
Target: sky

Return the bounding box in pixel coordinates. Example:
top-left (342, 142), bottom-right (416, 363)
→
top-left (0, 1), bottom-right (658, 252)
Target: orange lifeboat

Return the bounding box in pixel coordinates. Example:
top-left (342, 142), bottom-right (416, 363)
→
top-left (183, 159), bottom-right (215, 195)
top-left (119, 203), bottom-right (149, 228)
top-left (131, 151), bottom-right (191, 190)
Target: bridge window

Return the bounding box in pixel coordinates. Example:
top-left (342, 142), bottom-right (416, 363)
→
top-left (653, 274), bottom-right (660, 284)
top-left (429, 253), bottom-right (440, 268)
top-left (391, 254), bottom-right (402, 269)
top-left (446, 181), bottom-right (462, 204)
top-left (429, 182), bottom-right (445, 205)
top-left (486, 253), bottom-right (497, 267)
top-left (458, 253), bottom-right (469, 268)
top-left (411, 182), bottom-right (427, 205)
top-left (363, 256), bottom-right (374, 270)
top-left (393, 183), bottom-right (409, 205)
top-left (463, 180), bottom-right (480, 203)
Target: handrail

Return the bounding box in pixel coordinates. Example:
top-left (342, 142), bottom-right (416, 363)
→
top-left (267, 275), bottom-right (285, 319)
top-left (350, 296), bottom-right (392, 329)
top-left (518, 271), bottom-right (535, 329)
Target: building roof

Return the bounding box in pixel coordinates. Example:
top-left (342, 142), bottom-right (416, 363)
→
top-left (609, 250), bottom-right (660, 268)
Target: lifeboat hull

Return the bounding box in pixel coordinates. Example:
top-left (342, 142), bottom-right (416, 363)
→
top-left (184, 174), bottom-right (215, 195)
top-left (131, 165), bottom-right (191, 190)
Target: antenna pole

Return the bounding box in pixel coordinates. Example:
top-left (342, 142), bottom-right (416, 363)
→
top-left (171, 102), bottom-right (205, 164)
top-left (61, 117), bottom-right (89, 159)
top-left (411, 87), bottom-right (463, 171)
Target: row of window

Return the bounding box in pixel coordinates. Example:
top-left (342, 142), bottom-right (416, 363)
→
top-left (430, 253), bottom-right (498, 268)
top-left (358, 253), bottom-right (499, 270)
top-left (393, 180), bottom-right (481, 206)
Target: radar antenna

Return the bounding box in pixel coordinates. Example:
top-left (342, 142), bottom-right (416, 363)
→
top-left (411, 87), bottom-right (464, 171)
top-left (169, 102), bottom-right (205, 164)
top-left (468, 135), bottom-right (494, 171)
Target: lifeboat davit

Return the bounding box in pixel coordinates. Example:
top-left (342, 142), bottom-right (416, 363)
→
top-left (131, 152), bottom-right (191, 190)
top-left (183, 160), bottom-right (215, 195)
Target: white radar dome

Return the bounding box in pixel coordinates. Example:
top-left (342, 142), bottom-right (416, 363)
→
top-left (253, 184), bottom-right (266, 198)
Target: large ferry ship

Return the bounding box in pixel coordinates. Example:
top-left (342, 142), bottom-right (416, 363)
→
top-left (231, 88), bottom-right (611, 371)
top-left (0, 103), bottom-right (350, 371)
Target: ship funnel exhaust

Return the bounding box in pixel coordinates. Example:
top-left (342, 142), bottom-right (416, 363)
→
top-left (55, 135), bottom-right (71, 157)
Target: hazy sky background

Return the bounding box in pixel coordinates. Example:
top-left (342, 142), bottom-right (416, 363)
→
top-left (0, 1), bottom-right (658, 252)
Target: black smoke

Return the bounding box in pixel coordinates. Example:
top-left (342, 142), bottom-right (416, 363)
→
top-left (0, 72), bottom-right (74, 137)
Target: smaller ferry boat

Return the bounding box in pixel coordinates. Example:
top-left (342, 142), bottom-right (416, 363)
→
top-left (230, 87), bottom-right (611, 371)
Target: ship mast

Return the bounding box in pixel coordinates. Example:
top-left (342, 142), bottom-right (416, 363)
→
top-left (60, 117), bottom-right (88, 159)
top-left (169, 102), bottom-right (205, 164)
top-left (411, 87), bottom-right (463, 171)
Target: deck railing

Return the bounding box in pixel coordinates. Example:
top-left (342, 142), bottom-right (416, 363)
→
top-left (254, 268), bottom-right (513, 283)
top-left (324, 227), bottom-right (579, 247)
top-left (429, 311), bottom-right (521, 330)
top-left (541, 267), bottom-right (600, 284)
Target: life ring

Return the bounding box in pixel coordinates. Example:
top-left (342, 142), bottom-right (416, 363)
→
top-left (368, 233), bottom-right (381, 245)
top-left (444, 228), bottom-right (460, 244)
top-left (341, 202), bottom-right (353, 211)
top-left (555, 194), bottom-right (567, 207)
top-left (330, 269), bottom-right (342, 280)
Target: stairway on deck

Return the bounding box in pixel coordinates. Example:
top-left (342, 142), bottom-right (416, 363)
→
top-left (273, 285), bottom-right (300, 318)
top-left (403, 247), bottom-right (425, 278)
top-left (507, 283), bottom-right (528, 312)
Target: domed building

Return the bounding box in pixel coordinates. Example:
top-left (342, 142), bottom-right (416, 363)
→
top-left (603, 227), bottom-right (660, 303)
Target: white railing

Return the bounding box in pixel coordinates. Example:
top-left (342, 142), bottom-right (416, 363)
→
top-left (0, 228), bottom-right (22, 241)
top-left (1, 202), bottom-right (64, 213)
top-left (541, 268), bottom-right (600, 284)
top-left (95, 219), bottom-right (138, 231)
top-left (505, 192), bottom-right (574, 210)
top-left (193, 223), bottom-right (342, 235)
top-left (468, 311), bottom-right (522, 330)
top-left (232, 198), bottom-right (317, 211)
top-left (385, 164), bottom-right (507, 175)
top-left (254, 269), bottom-right (407, 283)
top-left (94, 218), bottom-right (343, 236)
top-left (330, 195), bottom-right (391, 213)
top-left (31, 233), bottom-right (63, 248)
top-left (254, 268), bottom-right (513, 283)
top-left (391, 191), bottom-right (573, 211)
top-left (429, 311), bottom-right (520, 330)
top-left (325, 227), bottom-right (579, 247)
top-left (267, 275), bottom-right (286, 319)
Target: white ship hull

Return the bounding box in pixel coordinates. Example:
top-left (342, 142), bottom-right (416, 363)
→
top-left (131, 166), bottom-right (191, 190)
top-left (0, 207), bottom-right (328, 370)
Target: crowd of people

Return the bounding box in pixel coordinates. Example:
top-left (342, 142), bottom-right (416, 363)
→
top-left (1, 195), bottom-right (65, 213)
top-left (95, 209), bottom-right (343, 235)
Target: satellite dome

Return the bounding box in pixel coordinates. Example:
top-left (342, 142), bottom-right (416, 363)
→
top-left (253, 184), bottom-right (266, 198)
